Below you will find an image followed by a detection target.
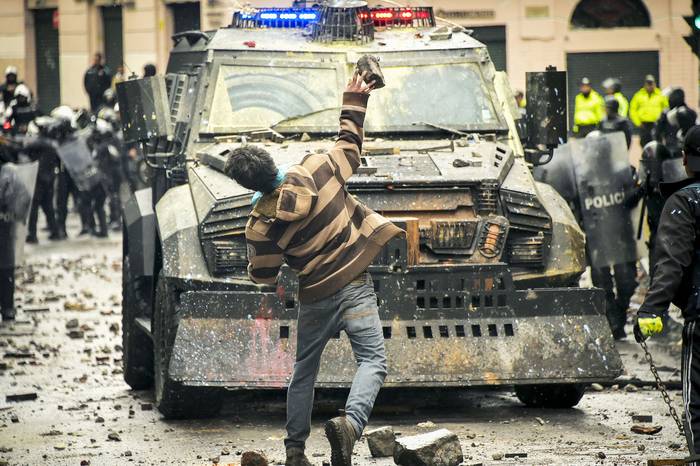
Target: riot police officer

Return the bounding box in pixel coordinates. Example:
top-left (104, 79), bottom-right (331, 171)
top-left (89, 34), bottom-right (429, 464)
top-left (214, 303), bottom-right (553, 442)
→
top-left (635, 124), bottom-right (700, 458)
top-left (50, 106), bottom-right (91, 238)
top-left (5, 84), bottom-right (37, 136)
top-left (0, 156), bottom-right (32, 321)
top-left (24, 117), bottom-right (60, 243)
top-left (599, 96), bottom-right (633, 149)
top-left (655, 87), bottom-right (697, 157)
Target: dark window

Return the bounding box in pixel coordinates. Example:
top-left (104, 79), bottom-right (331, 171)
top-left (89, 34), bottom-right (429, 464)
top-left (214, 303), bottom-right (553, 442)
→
top-left (571, 0), bottom-right (651, 29)
top-left (33, 9), bottom-right (61, 113)
top-left (101, 6), bottom-right (123, 73)
top-left (170, 2), bottom-right (201, 34)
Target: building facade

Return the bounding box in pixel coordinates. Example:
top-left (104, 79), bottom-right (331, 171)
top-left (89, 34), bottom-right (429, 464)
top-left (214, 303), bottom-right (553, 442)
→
top-left (0, 0), bottom-right (697, 114)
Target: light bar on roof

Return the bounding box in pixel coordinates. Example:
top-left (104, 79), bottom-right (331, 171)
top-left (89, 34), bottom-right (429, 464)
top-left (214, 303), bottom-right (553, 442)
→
top-left (231, 6), bottom-right (435, 29)
top-left (232, 8), bottom-right (320, 28)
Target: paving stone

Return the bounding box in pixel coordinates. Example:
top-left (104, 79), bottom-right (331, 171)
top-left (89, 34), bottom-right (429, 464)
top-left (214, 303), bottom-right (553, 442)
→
top-left (394, 429), bottom-right (463, 466)
top-left (366, 426), bottom-right (396, 458)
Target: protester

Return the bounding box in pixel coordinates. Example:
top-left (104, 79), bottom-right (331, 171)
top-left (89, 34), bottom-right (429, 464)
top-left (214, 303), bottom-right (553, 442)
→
top-left (630, 75), bottom-right (668, 147)
top-left (224, 71), bottom-right (401, 466)
top-left (634, 124), bottom-right (700, 457)
top-left (84, 53), bottom-right (112, 112)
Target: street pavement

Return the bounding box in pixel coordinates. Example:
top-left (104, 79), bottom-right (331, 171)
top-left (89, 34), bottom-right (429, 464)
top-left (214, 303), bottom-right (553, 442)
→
top-left (0, 219), bottom-right (688, 466)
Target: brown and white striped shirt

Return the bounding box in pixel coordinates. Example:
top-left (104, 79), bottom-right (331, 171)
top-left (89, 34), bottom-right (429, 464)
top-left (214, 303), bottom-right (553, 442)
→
top-left (245, 92), bottom-right (403, 303)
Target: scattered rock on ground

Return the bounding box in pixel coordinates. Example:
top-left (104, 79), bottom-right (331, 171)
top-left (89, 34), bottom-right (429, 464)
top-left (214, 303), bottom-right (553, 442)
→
top-left (394, 429), bottom-right (463, 466)
top-left (631, 425), bottom-right (662, 435)
top-left (241, 450), bottom-right (268, 466)
top-left (365, 425), bottom-right (395, 457)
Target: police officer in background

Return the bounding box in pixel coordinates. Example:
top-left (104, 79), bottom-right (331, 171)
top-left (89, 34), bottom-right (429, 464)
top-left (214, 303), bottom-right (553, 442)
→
top-left (599, 96), bottom-right (633, 149)
top-left (655, 87), bottom-right (697, 157)
top-left (4, 85), bottom-right (37, 136)
top-left (602, 77), bottom-right (629, 118)
top-left (630, 75), bottom-right (668, 147)
top-left (573, 77), bottom-right (604, 137)
top-left (24, 118), bottom-right (60, 243)
top-left (0, 66), bottom-right (21, 111)
top-left (635, 125), bottom-right (700, 457)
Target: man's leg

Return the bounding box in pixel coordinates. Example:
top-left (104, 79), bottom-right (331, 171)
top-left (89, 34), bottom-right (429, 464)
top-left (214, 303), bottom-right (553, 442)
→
top-left (613, 261), bottom-right (638, 336)
top-left (285, 295), bottom-right (339, 450)
top-left (683, 320), bottom-right (700, 456)
top-left (338, 279), bottom-right (386, 436)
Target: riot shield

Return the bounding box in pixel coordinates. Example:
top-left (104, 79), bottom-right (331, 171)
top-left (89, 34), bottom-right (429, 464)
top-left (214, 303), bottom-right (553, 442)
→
top-left (661, 157), bottom-right (687, 184)
top-left (13, 161), bottom-right (38, 265)
top-left (571, 132), bottom-right (637, 269)
top-left (533, 142), bottom-right (577, 204)
top-left (56, 135), bottom-right (100, 192)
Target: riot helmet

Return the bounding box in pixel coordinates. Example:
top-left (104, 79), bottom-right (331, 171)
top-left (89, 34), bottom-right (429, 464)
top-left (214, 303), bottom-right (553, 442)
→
top-left (4, 66), bottom-right (17, 84)
top-left (13, 84), bottom-right (31, 105)
top-left (683, 125), bottom-right (700, 172)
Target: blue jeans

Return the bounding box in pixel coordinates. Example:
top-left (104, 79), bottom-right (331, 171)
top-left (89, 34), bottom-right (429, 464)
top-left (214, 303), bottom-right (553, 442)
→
top-left (285, 274), bottom-right (387, 449)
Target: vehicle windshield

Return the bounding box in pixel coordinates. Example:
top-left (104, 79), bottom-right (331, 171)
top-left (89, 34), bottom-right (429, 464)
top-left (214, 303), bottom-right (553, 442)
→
top-left (203, 56), bottom-right (504, 134)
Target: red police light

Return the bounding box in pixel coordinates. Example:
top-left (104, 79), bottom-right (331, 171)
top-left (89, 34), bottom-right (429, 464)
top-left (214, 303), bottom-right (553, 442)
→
top-left (373, 10), bottom-right (394, 20)
top-left (399, 10), bottom-right (414, 19)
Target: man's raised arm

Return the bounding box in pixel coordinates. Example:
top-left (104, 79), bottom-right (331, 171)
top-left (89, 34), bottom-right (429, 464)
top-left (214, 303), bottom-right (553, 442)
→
top-left (327, 71), bottom-right (375, 184)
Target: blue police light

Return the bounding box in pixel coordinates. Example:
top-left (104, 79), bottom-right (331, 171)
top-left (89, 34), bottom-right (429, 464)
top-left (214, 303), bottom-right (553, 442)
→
top-left (233, 8), bottom-right (319, 28)
top-left (695, 15), bottom-right (700, 29)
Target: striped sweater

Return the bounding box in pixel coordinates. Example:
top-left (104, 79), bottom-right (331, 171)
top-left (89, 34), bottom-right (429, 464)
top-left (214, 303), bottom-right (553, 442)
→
top-left (245, 92), bottom-right (403, 303)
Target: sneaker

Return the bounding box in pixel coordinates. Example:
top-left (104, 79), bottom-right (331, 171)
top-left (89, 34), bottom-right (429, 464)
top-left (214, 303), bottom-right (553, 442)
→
top-left (285, 447), bottom-right (313, 466)
top-left (1, 308), bottom-right (16, 321)
top-left (325, 416), bottom-right (357, 466)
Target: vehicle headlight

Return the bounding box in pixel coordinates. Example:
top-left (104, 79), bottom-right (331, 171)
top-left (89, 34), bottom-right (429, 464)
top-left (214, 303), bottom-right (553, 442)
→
top-left (423, 219), bottom-right (479, 254)
top-left (202, 238), bottom-right (248, 276)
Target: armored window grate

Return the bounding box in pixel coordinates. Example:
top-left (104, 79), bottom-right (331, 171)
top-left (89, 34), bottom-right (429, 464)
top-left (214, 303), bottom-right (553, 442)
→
top-left (280, 326), bottom-right (290, 339)
top-left (439, 325), bottom-right (449, 338)
top-left (407, 326), bottom-right (417, 338)
top-left (443, 296), bottom-right (451, 308)
top-left (488, 324), bottom-right (498, 337)
top-left (455, 325), bottom-right (466, 337)
top-left (504, 323), bottom-right (514, 336)
top-left (423, 326), bottom-right (433, 338)
top-left (383, 326), bottom-right (392, 339)
top-left (472, 324), bottom-right (482, 337)
top-left (417, 297), bottom-right (425, 309)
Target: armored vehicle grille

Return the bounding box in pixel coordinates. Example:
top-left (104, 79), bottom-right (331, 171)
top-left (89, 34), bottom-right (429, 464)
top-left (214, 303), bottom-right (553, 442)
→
top-left (500, 190), bottom-right (552, 233)
top-left (508, 232), bottom-right (545, 266)
top-left (477, 181), bottom-right (499, 215)
top-left (202, 239), bottom-right (248, 275)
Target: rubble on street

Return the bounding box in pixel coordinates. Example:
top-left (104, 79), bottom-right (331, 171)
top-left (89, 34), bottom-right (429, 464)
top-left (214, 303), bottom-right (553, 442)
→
top-left (0, 232), bottom-right (687, 465)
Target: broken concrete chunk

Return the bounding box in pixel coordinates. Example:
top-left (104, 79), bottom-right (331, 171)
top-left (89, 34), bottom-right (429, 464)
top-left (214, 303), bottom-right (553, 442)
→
top-left (394, 429), bottom-right (463, 466)
top-left (365, 426), bottom-right (395, 457)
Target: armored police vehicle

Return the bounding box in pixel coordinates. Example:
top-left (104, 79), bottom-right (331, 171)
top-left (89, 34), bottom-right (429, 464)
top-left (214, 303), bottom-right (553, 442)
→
top-left (118, 2), bottom-right (622, 418)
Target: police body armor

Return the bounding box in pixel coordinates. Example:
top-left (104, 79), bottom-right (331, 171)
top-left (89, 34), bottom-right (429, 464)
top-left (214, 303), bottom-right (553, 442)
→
top-left (534, 131), bottom-right (637, 268)
top-left (680, 182), bottom-right (700, 321)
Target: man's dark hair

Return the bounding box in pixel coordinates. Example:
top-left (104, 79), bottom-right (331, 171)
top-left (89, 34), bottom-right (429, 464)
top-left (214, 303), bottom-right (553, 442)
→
top-left (224, 145), bottom-right (278, 193)
top-left (143, 63), bottom-right (156, 77)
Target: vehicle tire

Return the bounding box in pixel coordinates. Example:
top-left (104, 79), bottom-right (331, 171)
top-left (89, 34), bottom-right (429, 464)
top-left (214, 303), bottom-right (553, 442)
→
top-left (122, 256), bottom-right (154, 390)
top-left (153, 271), bottom-right (223, 419)
top-left (514, 383), bottom-right (586, 408)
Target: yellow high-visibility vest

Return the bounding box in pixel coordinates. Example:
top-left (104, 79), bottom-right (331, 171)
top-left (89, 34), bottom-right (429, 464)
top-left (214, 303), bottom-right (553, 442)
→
top-left (629, 87), bottom-right (668, 126)
top-left (614, 92), bottom-right (629, 118)
top-left (574, 90), bottom-right (605, 129)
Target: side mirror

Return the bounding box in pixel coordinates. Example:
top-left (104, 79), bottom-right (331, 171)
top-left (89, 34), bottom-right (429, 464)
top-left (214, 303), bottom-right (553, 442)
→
top-left (524, 66), bottom-right (567, 165)
top-left (116, 76), bottom-right (173, 144)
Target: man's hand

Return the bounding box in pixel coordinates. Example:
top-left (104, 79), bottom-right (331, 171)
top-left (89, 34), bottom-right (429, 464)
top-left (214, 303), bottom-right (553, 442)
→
top-left (634, 312), bottom-right (664, 342)
top-left (346, 71), bottom-right (375, 95)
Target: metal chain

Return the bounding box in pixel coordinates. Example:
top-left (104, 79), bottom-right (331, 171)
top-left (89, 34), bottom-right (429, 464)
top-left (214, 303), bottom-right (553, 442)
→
top-left (639, 338), bottom-right (685, 435)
